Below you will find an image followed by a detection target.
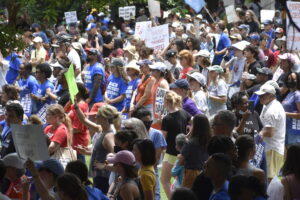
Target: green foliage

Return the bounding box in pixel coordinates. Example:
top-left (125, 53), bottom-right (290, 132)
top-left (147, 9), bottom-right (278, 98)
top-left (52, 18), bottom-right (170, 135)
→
top-left (0, 25), bottom-right (25, 57)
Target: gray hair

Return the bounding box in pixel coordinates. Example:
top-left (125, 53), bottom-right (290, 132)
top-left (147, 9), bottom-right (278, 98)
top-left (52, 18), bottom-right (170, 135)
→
top-left (122, 118), bottom-right (148, 139)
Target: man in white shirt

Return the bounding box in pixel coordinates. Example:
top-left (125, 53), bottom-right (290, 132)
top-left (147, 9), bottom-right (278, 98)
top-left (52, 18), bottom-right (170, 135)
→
top-left (30, 36), bottom-right (47, 70)
top-left (255, 84), bottom-right (286, 181)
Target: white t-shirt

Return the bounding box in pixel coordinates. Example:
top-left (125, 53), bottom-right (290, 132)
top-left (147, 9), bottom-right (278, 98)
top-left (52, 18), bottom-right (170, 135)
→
top-left (208, 79), bottom-right (228, 117)
top-left (193, 90), bottom-right (208, 115)
top-left (230, 57), bottom-right (246, 84)
top-left (260, 99), bottom-right (286, 155)
top-left (67, 48), bottom-right (82, 82)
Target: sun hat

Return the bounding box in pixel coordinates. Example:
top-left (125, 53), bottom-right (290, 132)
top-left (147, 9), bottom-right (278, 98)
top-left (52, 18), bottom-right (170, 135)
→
top-left (2, 153), bottom-right (25, 169)
top-left (125, 60), bottom-right (140, 72)
top-left (149, 62), bottom-right (167, 73)
top-left (107, 150), bottom-right (136, 166)
top-left (231, 40), bottom-right (250, 51)
top-left (187, 72), bottom-right (206, 86)
top-left (123, 45), bottom-right (137, 57)
top-left (97, 104), bottom-right (120, 119)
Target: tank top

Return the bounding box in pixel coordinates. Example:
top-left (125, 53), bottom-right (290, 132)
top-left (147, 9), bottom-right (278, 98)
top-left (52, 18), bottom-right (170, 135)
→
top-left (135, 75), bottom-right (154, 106)
top-left (151, 78), bottom-right (165, 130)
top-left (236, 164), bottom-right (257, 177)
top-left (115, 178), bottom-right (141, 200)
top-left (90, 130), bottom-right (112, 178)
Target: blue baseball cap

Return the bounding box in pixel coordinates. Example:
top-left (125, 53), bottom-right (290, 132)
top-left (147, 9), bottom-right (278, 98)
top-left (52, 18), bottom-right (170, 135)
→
top-left (101, 26), bottom-right (108, 31)
top-left (263, 20), bottom-right (273, 25)
top-left (137, 59), bottom-right (153, 66)
top-left (38, 159), bottom-right (64, 176)
top-left (86, 23), bottom-right (96, 31)
top-left (238, 24), bottom-right (249, 30)
top-left (170, 79), bottom-right (190, 90)
top-left (250, 34), bottom-right (260, 41)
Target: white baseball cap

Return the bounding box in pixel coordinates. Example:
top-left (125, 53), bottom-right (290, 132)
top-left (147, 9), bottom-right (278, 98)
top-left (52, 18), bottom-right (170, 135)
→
top-left (33, 36), bottom-right (43, 43)
top-left (194, 50), bottom-right (210, 58)
top-left (255, 84), bottom-right (276, 96)
top-left (149, 62), bottom-right (167, 72)
top-left (231, 40), bottom-right (250, 51)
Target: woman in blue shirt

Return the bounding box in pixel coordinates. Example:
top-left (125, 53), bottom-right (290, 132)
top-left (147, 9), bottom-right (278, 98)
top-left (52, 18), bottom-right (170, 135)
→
top-left (31, 63), bottom-right (55, 114)
top-left (122, 61), bottom-right (141, 114)
top-left (105, 59), bottom-right (129, 111)
top-left (18, 63), bottom-right (39, 116)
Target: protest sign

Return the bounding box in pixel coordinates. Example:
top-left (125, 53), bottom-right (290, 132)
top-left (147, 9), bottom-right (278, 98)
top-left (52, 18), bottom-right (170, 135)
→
top-left (145, 24), bottom-right (169, 51)
top-left (135, 21), bottom-right (152, 40)
top-left (225, 5), bottom-right (239, 23)
top-left (260, 10), bottom-right (275, 23)
top-left (11, 124), bottom-right (49, 161)
top-left (64, 11), bottom-right (77, 24)
top-left (184, 0), bottom-right (206, 13)
top-left (148, 0), bottom-right (161, 18)
top-left (119, 6), bottom-right (136, 20)
top-left (64, 64), bottom-right (79, 104)
top-left (154, 87), bottom-right (168, 121)
top-left (286, 1), bottom-right (300, 51)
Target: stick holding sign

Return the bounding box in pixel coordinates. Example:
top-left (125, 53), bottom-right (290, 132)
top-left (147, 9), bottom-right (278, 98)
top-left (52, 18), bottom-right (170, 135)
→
top-left (11, 124), bottom-right (49, 161)
top-left (64, 64), bottom-right (79, 104)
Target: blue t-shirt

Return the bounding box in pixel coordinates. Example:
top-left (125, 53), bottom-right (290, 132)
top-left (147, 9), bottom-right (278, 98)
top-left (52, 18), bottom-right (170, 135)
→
top-left (262, 29), bottom-right (275, 49)
top-left (282, 91), bottom-right (300, 113)
top-left (212, 32), bottom-right (231, 65)
top-left (124, 78), bottom-right (140, 110)
top-left (84, 62), bottom-right (105, 104)
top-left (5, 53), bottom-right (22, 84)
top-left (106, 74), bottom-right (128, 111)
top-left (149, 128), bottom-right (167, 149)
top-left (85, 185), bottom-right (108, 200)
top-left (209, 180), bottom-right (230, 200)
top-left (36, 80), bottom-right (54, 109)
top-left (18, 75), bottom-right (39, 98)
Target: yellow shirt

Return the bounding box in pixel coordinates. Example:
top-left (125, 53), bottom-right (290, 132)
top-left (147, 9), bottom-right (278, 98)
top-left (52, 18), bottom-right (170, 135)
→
top-left (138, 165), bottom-right (156, 192)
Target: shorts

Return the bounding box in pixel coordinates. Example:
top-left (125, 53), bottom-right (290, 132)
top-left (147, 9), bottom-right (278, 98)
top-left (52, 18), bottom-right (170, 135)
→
top-left (182, 169), bottom-right (200, 188)
top-left (163, 153), bottom-right (177, 165)
top-left (266, 150), bottom-right (284, 179)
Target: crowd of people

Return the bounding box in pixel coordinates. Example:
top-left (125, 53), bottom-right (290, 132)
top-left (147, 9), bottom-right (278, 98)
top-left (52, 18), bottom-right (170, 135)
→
top-left (0, 1), bottom-right (299, 200)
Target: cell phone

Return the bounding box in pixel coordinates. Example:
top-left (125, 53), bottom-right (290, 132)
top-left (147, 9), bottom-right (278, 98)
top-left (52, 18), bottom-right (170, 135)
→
top-left (248, 100), bottom-right (255, 113)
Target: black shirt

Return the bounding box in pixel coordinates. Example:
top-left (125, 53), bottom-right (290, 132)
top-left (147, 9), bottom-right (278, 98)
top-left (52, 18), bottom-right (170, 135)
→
top-left (102, 34), bottom-right (113, 57)
top-left (245, 21), bottom-right (260, 34)
top-left (248, 60), bottom-right (263, 75)
top-left (192, 173), bottom-right (213, 200)
top-left (161, 110), bottom-right (191, 156)
top-left (235, 111), bottom-right (263, 136)
top-left (0, 132), bottom-right (16, 158)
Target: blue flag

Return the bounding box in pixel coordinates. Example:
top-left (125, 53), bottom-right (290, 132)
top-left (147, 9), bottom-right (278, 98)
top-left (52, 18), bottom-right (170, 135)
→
top-left (184, 0), bottom-right (206, 13)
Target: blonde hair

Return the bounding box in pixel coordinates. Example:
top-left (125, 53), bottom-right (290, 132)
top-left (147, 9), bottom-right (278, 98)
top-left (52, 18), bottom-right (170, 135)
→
top-left (178, 50), bottom-right (195, 67)
top-left (116, 66), bottom-right (130, 83)
top-left (97, 104), bottom-right (121, 130)
top-left (47, 104), bottom-right (72, 144)
top-left (122, 118), bottom-right (148, 139)
top-left (164, 90), bottom-right (182, 109)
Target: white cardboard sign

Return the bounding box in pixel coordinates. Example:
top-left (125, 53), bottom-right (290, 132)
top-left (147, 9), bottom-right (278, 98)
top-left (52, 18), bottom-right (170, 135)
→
top-left (145, 24), bottom-right (169, 51)
top-left (225, 5), bottom-right (239, 23)
top-left (119, 6), bottom-right (136, 20)
top-left (260, 10), bottom-right (275, 23)
top-left (148, 0), bottom-right (161, 18)
top-left (64, 11), bottom-right (78, 24)
top-left (135, 21), bottom-right (152, 40)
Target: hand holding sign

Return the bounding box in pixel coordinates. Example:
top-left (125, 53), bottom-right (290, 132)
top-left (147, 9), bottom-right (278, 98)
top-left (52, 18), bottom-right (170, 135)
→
top-left (64, 64), bottom-right (79, 104)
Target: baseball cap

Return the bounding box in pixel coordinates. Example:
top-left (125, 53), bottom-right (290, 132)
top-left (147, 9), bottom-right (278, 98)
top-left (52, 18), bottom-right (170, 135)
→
top-left (50, 61), bottom-right (64, 70)
top-left (194, 50), bottom-right (210, 58)
top-left (2, 153), bottom-right (25, 169)
top-left (85, 23), bottom-right (96, 31)
top-left (242, 72), bottom-right (256, 80)
top-left (33, 36), bottom-right (43, 43)
top-left (137, 59), bottom-right (153, 66)
top-left (231, 40), bottom-right (250, 51)
top-left (38, 159), bottom-right (64, 176)
top-left (123, 45), bottom-right (137, 56)
top-left (238, 24), bottom-right (249, 30)
top-left (149, 62), bottom-right (167, 72)
top-left (86, 48), bottom-right (99, 56)
top-left (87, 102), bottom-right (105, 116)
top-left (278, 53), bottom-right (297, 64)
top-left (78, 38), bottom-right (88, 45)
top-left (166, 49), bottom-right (177, 59)
top-left (265, 80), bottom-right (280, 90)
top-left (101, 26), bottom-right (108, 31)
top-left (263, 20), bottom-right (273, 25)
top-left (72, 42), bottom-right (83, 51)
top-left (187, 72), bottom-right (206, 86)
top-left (31, 23), bottom-right (41, 30)
top-left (126, 60), bottom-right (140, 72)
top-left (107, 150), bottom-right (136, 166)
top-left (170, 79), bottom-right (190, 90)
top-left (109, 58), bottom-right (125, 68)
top-left (249, 34), bottom-right (260, 41)
top-left (275, 27), bottom-right (284, 34)
top-left (255, 84), bottom-right (276, 95)
top-left (256, 67), bottom-right (273, 76)
top-left (207, 65), bottom-right (224, 73)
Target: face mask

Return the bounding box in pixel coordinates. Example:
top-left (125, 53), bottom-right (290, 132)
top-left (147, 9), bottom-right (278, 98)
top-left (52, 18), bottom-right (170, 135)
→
top-left (143, 120), bottom-right (153, 131)
top-left (286, 80), bottom-right (297, 89)
top-left (114, 145), bottom-right (123, 153)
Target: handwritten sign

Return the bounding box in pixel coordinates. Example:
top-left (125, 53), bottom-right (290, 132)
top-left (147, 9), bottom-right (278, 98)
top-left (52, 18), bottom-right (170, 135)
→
top-left (287, 1), bottom-right (300, 51)
top-left (225, 5), bottom-right (239, 23)
top-left (119, 6), bottom-right (136, 20)
top-left (135, 21), bottom-right (152, 40)
top-left (11, 124), bottom-right (49, 161)
top-left (154, 87), bottom-right (168, 120)
top-left (260, 10), bottom-right (275, 23)
top-left (64, 11), bottom-right (78, 24)
top-left (148, 0), bottom-right (161, 18)
top-left (145, 24), bottom-right (169, 51)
